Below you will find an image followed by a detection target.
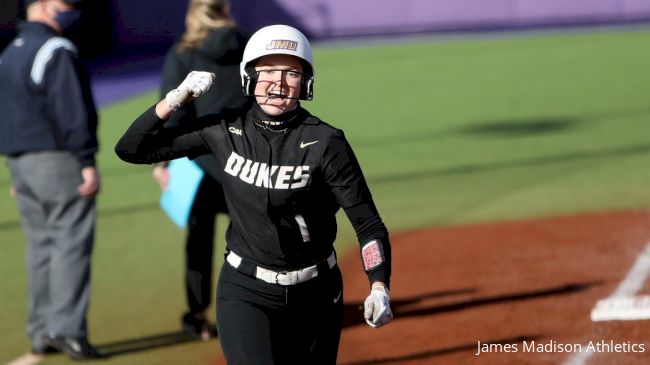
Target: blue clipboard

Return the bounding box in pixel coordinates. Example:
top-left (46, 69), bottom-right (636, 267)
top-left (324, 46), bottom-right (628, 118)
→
top-left (160, 158), bottom-right (204, 228)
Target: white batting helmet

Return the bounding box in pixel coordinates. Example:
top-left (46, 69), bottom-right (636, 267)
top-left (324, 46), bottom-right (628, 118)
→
top-left (240, 24), bottom-right (315, 100)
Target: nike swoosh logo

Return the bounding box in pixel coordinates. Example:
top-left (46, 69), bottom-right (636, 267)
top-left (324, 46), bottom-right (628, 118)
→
top-left (300, 140), bottom-right (319, 149)
top-left (333, 290), bottom-right (342, 303)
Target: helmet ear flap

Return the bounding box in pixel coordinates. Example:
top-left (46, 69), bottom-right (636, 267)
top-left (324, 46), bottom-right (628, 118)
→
top-left (242, 68), bottom-right (258, 96)
top-left (300, 75), bottom-right (314, 100)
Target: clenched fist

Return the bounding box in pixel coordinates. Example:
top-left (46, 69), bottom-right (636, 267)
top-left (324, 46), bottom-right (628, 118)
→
top-left (165, 71), bottom-right (216, 110)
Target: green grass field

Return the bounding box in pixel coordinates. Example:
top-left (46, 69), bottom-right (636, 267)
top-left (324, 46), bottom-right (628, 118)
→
top-left (2, 28), bottom-right (650, 364)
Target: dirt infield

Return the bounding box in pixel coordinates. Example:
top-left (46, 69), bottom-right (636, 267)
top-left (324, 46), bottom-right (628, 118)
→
top-left (337, 210), bottom-right (650, 365)
top-left (213, 209), bottom-right (650, 364)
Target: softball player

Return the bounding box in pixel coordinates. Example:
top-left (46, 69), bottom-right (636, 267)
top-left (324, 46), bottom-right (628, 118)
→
top-left (116, 24), bottom-right (393, 364)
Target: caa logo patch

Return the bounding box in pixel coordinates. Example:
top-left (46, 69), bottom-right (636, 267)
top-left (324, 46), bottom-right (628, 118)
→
top-left (229, 127), bottom-right (242, 136)
top-left (266, 40), bottom-right (298, 51)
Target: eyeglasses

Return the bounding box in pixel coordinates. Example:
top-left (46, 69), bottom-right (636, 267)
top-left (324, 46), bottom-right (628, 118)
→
top-left (254, 69), bottom-right (306, 86)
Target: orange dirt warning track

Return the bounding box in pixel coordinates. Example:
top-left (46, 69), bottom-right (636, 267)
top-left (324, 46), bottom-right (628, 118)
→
top-left (214, 209), bottom-right (650, 364)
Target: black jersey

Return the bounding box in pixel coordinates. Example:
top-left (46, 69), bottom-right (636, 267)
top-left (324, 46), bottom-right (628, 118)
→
top-left (116, 102), bottom-right (390, 285)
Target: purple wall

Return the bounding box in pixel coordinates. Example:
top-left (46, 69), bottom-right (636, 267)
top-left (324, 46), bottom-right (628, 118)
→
top-left (4, 0), bottom-right (650, 52)
top-left (231, 0), bottom-right (650, 38)
top-left (104, 0), bottom-right (650, 48)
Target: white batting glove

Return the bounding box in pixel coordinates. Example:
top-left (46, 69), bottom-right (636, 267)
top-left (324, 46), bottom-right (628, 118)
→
top-left (165, 71), bottom-right (215, 110)
top-left (364, 286), bottom-right (393, 328)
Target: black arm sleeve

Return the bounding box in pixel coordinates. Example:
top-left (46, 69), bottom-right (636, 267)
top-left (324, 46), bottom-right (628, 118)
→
top-left (344, 203), bottom-right (392, 288)
top-left (322, 131), bottom-right (391, 287)
top-left (114, 105), bottom-right (210, 164)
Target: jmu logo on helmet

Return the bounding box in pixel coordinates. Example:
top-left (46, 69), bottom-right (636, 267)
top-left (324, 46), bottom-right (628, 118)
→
top-left (266, 40), bottom-right (298, 51)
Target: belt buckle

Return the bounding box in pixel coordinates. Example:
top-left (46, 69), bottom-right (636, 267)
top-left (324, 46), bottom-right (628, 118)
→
top-left (275, 271), bottom-right (298, 285)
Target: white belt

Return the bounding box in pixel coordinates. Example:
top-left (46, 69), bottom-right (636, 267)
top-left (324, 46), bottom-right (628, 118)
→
top-left (226, 251), bottom-right (337, 286)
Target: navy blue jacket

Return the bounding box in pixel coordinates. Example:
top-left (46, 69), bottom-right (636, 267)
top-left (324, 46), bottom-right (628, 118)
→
top-left (0, 22), bottom-right (98, 167)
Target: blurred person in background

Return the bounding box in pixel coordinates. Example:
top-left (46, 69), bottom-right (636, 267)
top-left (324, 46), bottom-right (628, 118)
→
top-left (0, 0), bottom-right (104, 360)
top-left (153, 0), bottom-right (248, 340)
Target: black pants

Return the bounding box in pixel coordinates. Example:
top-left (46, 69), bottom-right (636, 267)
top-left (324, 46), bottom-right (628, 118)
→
top-left (216, 261), bottom-right (344, 365)
top-left (185, 175), bottom-right (227, 315)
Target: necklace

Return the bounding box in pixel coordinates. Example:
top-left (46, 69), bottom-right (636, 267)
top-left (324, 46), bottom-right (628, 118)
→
top-left (258, 120), bottom-right (283, 126)
top-left (255, 121), bottom-right (288, 133)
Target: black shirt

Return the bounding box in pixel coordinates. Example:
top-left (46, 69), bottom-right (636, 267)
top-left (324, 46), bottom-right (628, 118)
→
top-left (159, 26), bottom-right (248, 176)
top-left (160, 26), bottom-right (248, 124)
top-left (115, 102), bottom-right (390, 285)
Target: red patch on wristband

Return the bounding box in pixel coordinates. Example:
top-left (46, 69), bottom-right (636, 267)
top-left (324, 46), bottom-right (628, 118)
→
top-left (362, 240), bottom-right (384, 271)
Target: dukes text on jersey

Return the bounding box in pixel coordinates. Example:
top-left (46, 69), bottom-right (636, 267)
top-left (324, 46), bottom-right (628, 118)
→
top-left (224, 151), bottom-right (310, 189)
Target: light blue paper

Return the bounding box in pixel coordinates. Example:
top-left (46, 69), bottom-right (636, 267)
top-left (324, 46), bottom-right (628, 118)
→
top-left (160, 158), bottom-right (205, 228)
